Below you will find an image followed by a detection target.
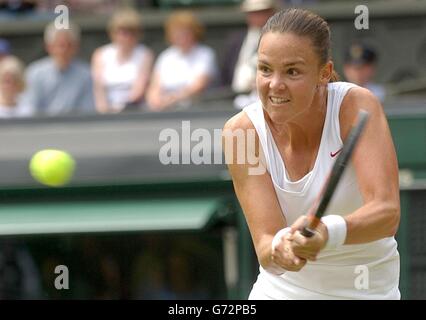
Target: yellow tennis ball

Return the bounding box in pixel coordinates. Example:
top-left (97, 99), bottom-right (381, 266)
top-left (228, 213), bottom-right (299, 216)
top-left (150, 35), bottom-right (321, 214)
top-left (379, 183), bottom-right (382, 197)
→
top-left (29, 149), bottom-right (75, 187)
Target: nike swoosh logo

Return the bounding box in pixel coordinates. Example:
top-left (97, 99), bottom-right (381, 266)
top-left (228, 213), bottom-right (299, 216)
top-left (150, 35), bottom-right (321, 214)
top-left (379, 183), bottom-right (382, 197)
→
top-left (330, 148), bottom-right (343, 158)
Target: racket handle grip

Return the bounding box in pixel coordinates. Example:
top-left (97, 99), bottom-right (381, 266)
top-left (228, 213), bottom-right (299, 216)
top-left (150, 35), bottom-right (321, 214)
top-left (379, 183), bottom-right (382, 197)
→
top-left (301, 227), bottom-right (315, 238)
top-left (301, 215), bottom-right (320, 238)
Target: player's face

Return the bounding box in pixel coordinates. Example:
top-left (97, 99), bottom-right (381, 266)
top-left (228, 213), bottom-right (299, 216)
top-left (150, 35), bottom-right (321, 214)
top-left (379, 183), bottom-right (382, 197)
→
top-left (257, 32), bottom-right (326, 124)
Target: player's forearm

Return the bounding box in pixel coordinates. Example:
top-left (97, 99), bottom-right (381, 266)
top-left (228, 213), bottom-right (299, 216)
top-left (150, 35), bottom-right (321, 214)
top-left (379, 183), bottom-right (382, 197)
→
top-left (344, 199), bottom-right (400, 244)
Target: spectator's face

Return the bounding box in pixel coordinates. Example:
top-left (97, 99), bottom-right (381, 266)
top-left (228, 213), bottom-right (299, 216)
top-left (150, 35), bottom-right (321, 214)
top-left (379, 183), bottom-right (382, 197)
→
top-left (0, 72), bottom-right (22, 101)
top-left (169, 26), bottom-right (196, 52)
top-left (246, 9), bottom-right (274, 28)
top-left (112, 27), bottom-right (139, 50)
top-left (343, 63), bottom-right (376, 86)
top-left (46, 32), bottom-right (78, 70)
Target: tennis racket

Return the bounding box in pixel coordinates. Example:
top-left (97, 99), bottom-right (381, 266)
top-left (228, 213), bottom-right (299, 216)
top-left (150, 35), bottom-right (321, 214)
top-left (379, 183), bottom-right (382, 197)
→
top-left (301, 109), bottom-right (370, 237)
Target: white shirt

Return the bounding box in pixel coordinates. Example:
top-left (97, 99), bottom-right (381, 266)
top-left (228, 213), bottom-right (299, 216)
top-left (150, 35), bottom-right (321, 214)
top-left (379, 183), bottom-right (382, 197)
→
top-left (101, 44), bottom-right (152, 111)
top-left (0, 98), bottom-right (32, 118)
top-left (244, 82), bottom-right (400, 299)
top-left (232, 28), bottom-right (260, 93)
top-left (22, 58), bottom-right (94, 115)
top-left (154, 44), bottom-right (217, 108)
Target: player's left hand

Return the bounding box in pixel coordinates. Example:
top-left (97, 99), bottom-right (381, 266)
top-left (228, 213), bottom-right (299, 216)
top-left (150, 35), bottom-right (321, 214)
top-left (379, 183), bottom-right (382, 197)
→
top-left (288, 216), bottom-right (328, 261)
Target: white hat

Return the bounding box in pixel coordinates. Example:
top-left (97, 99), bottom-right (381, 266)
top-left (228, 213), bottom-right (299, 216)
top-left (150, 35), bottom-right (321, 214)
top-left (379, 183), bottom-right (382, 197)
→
top-left (241, 0), bottom-right (276, 12)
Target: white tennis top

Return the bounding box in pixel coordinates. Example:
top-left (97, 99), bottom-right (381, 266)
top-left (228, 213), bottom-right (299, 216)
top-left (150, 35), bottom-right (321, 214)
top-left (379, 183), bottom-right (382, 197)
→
top-left (244, 82), bottom-right (400, 300)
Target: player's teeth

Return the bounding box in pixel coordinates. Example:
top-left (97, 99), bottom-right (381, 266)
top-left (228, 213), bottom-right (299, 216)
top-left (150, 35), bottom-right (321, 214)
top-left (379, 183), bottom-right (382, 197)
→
top-left (270, 97), bottom-right (289, 104)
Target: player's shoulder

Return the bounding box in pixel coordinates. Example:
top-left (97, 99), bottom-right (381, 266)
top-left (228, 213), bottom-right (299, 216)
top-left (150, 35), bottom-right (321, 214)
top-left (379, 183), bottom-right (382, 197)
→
top-left (342, 85), bottom-right (383, 116)
top-left (223, 110), bottom-right (255, 133)
top-left (340, 85), bottom-right (385, 139)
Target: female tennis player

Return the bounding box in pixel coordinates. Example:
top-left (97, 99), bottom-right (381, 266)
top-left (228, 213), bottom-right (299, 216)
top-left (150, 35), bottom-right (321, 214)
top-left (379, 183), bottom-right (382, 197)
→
top-left (223, 8), bottom-right (400, 299)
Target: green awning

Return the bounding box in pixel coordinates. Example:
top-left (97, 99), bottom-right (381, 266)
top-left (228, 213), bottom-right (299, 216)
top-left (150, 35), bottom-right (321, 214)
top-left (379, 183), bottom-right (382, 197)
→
top-left (0, 198), bottom-right (223, 235)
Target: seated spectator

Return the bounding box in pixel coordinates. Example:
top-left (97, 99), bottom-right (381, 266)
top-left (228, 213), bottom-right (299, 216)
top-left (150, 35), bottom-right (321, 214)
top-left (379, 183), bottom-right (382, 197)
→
top-left (92, 9), bottom-right (154, 113)
top-left (343, 42), bottom-right (386, 102)
top-left (221, 0), bottom-right (277, 109)
top-left (0, 38), bottom-right (11, 61)
top-left (221, 0), bottom-right (276, 94)
top-left (0, 0), bottom-right (36, 14)
top-left (146, 10), bottom-right (217, 111)
top-left (0, 239), bottom-right (42, 299)
top-left (21, 21), bottom-right (95, 116)
top-left (0, 56), bottom-right (32, 118)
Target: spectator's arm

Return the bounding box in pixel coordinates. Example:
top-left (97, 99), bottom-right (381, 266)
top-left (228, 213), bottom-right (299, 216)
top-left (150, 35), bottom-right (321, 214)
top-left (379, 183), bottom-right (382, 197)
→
top-left (21, 65), bottom-right (41, 114)
top-left (147, 72), bottom-right (211, 112)
top-left (78, 73), bottom-right (95, 113)
top-left (167, 73), bottom-right (211, 104)
top-left (128, 49), bottom-right (154, 104)
top-left (146, 71), bottom-right (166, 111)
top-left (91, 48), bottom-right (110, 113)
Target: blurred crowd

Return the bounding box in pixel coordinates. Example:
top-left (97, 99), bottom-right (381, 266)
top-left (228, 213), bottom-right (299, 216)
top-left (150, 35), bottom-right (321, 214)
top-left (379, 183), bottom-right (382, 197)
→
top-left (0, 233), bottom-right (225, 299)
top-left (0, 0), bottom-right (385, 118)
top-left (0, 1), bottom-right (152, 16)
top-left (0, 7), bottom-right (221, 117)
top-left (0, 0), bottom-right (367, 119)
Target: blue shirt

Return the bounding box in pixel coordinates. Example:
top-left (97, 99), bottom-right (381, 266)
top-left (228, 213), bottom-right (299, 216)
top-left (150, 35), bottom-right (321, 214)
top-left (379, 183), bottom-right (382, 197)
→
top-left (22, 57), bottom-right (95, 116)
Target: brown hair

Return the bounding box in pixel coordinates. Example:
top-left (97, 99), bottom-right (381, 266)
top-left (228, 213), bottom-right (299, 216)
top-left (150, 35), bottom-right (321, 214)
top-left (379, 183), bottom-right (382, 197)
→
top-left (260, 8), bottom-right (339, 82)
top-left (165, 10), bottom-right (204, 43)
top-left (108, 9), bottom-right (142, 37)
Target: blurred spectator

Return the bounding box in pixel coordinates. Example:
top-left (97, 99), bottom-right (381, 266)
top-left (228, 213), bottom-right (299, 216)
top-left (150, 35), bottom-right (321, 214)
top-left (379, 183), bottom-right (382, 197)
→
top-left (343, 42), bottom-right (386, 102)
top-left (95, 255), bottom-right (122, 299)
top-left (0, 0), bottom-right (36, 14)
top-left (21, 21), bottom-right (95, 116)
top-left (146, 10), bottom-right (218, 111)
top-left (221, 0), bottom-right (277, 94)
top-left (131, 251), bottom-right (174, 299)
top-left (0, 38), bottom-right (11, 61)
top-left (92, 9), bottom-right (154, 113)
top-left (233, 88), bottom-right (259, 110)
top-left (0, 239), bottom-right (42, 299)
top-left (36, 0), bottom-right (122, 15)
top-left (0, 56), bottom-right (33, 118)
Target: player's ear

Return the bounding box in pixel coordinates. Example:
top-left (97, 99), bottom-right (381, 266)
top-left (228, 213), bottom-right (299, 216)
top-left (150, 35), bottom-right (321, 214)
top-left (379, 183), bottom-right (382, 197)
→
top-left (319, 61), bottom-right (333, 85)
